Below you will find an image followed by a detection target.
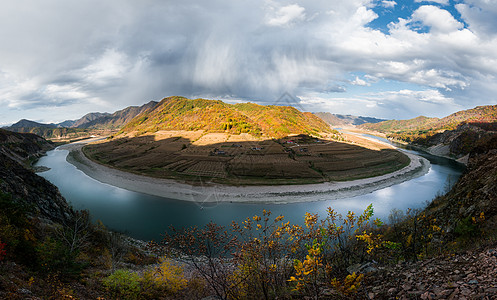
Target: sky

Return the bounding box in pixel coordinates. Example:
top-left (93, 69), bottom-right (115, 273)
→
top-left (1, 0), bottom-right (497, 125)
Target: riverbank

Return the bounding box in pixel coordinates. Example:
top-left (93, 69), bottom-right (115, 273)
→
top-left (60, 137), bottom-right (431, 204)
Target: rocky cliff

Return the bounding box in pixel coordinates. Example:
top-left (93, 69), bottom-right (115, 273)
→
top-left (0, 128), bottom-right (54, 166)
top-left (426, 134), bottom-right (497, 235)
top-left (0, 129), bottom-right (73, 223)
top-left (415, 123), bottom-right (497, 164)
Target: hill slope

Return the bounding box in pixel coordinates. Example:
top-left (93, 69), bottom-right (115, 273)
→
top-left (359, 105), bottom-right (497, 160)
top-left (0, 128), bottom-right (54, 166)
top-left (4, 101), bottom-right (159, 140)
top-left (9, 119), bottom-right (59, 129)
top-left (360, 105), bottom-right (497, 134)
top-left (0, 129), bottom-right (72, 222)
top-left (314, 112), bottom-right (387, 127)
top-left (120, 96), bottom-right (333, 138)
top-left (75, 101), bottom-right (158, 130)
top-left (69, 112), bottom-right (110, 128)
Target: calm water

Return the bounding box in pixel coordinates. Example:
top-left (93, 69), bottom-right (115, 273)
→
top-left (35, 141), bottom-right (464, 241)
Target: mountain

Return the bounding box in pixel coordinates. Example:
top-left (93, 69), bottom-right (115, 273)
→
top-left (314, 112), bottom-right (387, 127)
top-left (77, 101), bottom-right (158, 130)
top-left (69, 112), bottom-right (111, 128)
top-left (9, 119), bottom-right (58, 129)
top-left (333, 114), bottom-right (387, 125)
top-left (4, 126), bottom-right (91, 141)
top-left (359, 116), bottom-right (439, 134)
top-left (358, 105), bottom-right (497, 161)
top-left (426, 134), bottom-right (497, 238)
top-left (4, 101), bottom-right (159, 140)
top-left (313, 112), bottom-right (348, 127)
top-left (360, 105), bottom-right (497, 134)
top-left (0, 129), bottom-right (72, 223)
top-left (0, 128), bottom-right (54, 166)
top-left (120, 97), bottom-right (333, 138)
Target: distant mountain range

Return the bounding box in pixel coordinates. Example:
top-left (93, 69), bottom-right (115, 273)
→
top-left (359, 105), bottom-right (497, 134)
top-left (4, 101), bottom-right (158, 139)
top-left (2, 96), bottom-right (398, 140)
top-left (313, 112), bottom-right (386, 126)
top-left (359, 105), bottom-right (497, 161)
top-left (120, 96), bottom-right (334, 138)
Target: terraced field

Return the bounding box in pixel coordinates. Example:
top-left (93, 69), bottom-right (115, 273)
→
top-left (83, 131), bottom-right (410, 185)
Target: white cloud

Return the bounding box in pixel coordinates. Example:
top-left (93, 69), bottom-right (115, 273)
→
top-left (373, 89), bottom-right (454, 105)
top-left (414, 0), bottom-right (449, 5)
top-left (411, 5), bottom-right (463, 33)
top-left (266, 4), bottom-right (306, 27)
top-left (456, 1), bottom-right (497, 37)
top-left (0, 0), bottom-right (497, 123)
top-left (381, 1), bottom-right (396, 8)
top-left (351, 76), bottom-right (370, 86)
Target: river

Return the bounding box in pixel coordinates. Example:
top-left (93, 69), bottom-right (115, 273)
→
top-left (35, 138), bottom-right (464, 241)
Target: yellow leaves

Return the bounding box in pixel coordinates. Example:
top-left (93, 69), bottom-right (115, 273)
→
top-left (331, 272), bottom-right (364, 295)
top-left (24, 229), bottom-right (35, 242)
top-left (356, 231), bottom-right (383, 254)
top-left (304, 212), bottom-right (318, 229)
top-left (253, 215), bottom-right (261, 221)
top-left (373, 218), bottom-right (383, 227)
top-left (480, 212), bottom-right (485, 221)
top-left (406, 234), bottom-right (413, 246)
top-left (269, 263), bottom-right (277, 272)
top-left (288, 240), bottom-right (323, 291)
top-left (143, 257), bottom-right (187, 294)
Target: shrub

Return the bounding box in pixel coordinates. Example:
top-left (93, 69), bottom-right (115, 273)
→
top-left (142, 257), bottom-right (187, 297)
top-left (36, 236), bottom-right (83, 276)
top-left (103, 269), bottom-right (141, 299)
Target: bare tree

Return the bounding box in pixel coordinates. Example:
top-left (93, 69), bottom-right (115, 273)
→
top-left (55, 210), bottom-right (91, 254)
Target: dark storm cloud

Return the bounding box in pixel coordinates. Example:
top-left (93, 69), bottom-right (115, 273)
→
top-left (1, 0), bottom-right (497, 124)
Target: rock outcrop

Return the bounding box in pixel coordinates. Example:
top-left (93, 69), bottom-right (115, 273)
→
top-left (0, 129), bottom-right (74, 224)
top-left (426, 134), bottom-right (497, 235)
top-left (420, 123), bottom-right (497, 163)
top-left (0, 128), bottom-right (54, 166)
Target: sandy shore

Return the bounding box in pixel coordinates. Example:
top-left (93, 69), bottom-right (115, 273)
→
top-left (61, 138), bottom-right (431, 204)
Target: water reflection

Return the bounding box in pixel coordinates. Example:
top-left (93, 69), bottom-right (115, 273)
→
top-left (36, 146), bottom-right (463, 241)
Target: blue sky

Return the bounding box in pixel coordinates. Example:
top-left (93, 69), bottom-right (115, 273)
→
top-left (1, 0), bottom-right (497, 125)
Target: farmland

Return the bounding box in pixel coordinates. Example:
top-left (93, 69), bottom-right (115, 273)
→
top-left (83, 131), bottom-right (410, 185)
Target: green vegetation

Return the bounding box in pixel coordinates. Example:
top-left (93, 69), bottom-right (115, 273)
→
top-left (103, 269), bottom-right (142, 299)
top-left (7, 126), bottom-right (93, 141)
top-left (120, 96), bottom-right (334, 138)
top-left (360, 104), bottom-right (497, 143)
top-left (1, 184), bottom-right (492, 299)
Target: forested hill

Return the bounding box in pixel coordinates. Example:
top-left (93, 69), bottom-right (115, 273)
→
top-left (0, 128), bottom-right (54, 166)
top-left (359, 105), bottom-right (497, 134)
top-left (4, 101), bottom-right (158, 140)
top-left (358, 105), bottom-right (497, 161)
top-left (120, 96), bottom-right (334, 138)
top-left (314, 112), bottom-right (386, 126)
